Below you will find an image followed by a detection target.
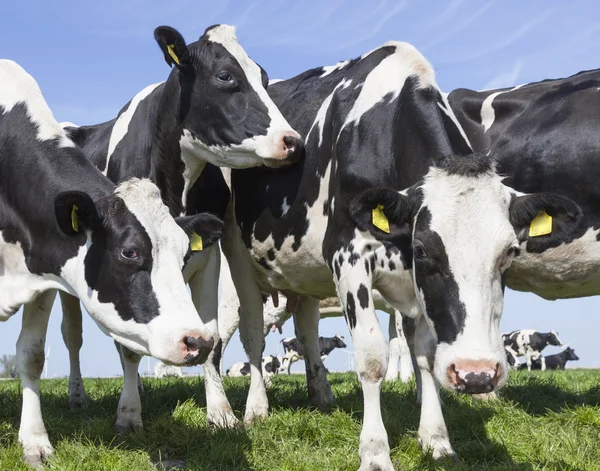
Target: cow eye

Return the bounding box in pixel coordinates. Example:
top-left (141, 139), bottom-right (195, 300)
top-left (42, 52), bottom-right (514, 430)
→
top-left (121, 249), bottom-right (139, 261)
top-left (216, 70), bottom-right (233, 83)
top-left (499, 246), bottom-right (520, 271)
top-left (413, 243), bottom-right (427, 261)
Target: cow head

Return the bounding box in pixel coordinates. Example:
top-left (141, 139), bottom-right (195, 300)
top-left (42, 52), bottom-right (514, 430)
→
top-left (334, 334), bottom-right (347, 349)
top-left (547, 330), bottom-right (563, 346)
top-left (154, 25), bottom-right (304, 169)
top-left (350, 154), bottom-right (582, 394)
top-left (565, 347), bottom-right (579, 361)
top-left (55, 178), bottom-right (224, 366)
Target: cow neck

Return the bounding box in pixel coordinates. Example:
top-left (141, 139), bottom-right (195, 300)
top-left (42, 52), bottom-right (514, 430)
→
top-left (149, 79), bottom-right (206, 217)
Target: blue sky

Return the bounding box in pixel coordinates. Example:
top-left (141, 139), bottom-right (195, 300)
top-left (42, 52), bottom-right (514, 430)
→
top-left (1, 0), bottom-right (600, 378)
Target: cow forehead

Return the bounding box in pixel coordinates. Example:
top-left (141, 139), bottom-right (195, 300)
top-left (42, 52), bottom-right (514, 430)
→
top-left (114, 178), bottom-right (188, 254)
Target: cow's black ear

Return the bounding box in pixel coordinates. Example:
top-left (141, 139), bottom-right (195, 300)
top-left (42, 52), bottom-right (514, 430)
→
top-left (54, 191), bottom-right (101, 236)
top-left (154, 26), bottom-right (188, 69)
top-left (176, 213), bottom-right (224, 251)
top-left (257, 63), bottom-right (269, 89)
top-left (509, 192), bottom-right (583, 249)
top-left (349, 188), bottom-right (415, 242)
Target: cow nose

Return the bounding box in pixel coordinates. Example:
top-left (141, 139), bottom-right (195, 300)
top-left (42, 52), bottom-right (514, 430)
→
top-left (448, 360), bottom-right (501, 394)
top-left (181, 332), bottom-right (214, 365)
top-left (282, 135), bottom-right (305, 162)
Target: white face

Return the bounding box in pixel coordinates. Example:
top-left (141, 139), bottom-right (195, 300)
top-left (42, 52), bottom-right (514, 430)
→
top-left (62, 179), bottom-right (214, 366)
top-left (412, 165), bottom-right (519, 394)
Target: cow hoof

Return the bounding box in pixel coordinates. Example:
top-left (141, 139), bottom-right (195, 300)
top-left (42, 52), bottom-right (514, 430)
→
top-left (68, 392), bottom-right (89, 409)
top-left (114, 420), bottom-right (143, 435)
top-left (208, 411), bottom-right (240, 429)
top-left (358, 455), bottom-right (394, 471)
top-left (399, 372), bottom-right (413, 383)
top-left (243, 407), bottom-right (268, 425)
top-left (22, 439), bottom-right (53, 469)
top-left (419, 435), bottom-right (457, 462)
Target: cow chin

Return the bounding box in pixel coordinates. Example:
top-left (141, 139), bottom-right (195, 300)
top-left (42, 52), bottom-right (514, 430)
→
top-left (433, 342), bottom-right (509, 395)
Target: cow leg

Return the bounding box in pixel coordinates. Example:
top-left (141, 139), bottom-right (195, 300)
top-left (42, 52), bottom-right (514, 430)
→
top-left (336, 269), bottom-right (393, 471)
top-left (221, 204), bottom-right (268, 424)
top-left (114, 344), bottom-right (143, 434)
top-left (293, 296), bottom-right (335, 409)
top-left (59, 291), bottom-right (88, 409)
top-left (189, 245), bottom-right (238, 428)
top-left (395, 311), bottom-right (413, 383)
top-left (217, 251), bottom-right (242, 375)
top-left (17, 290), bottom-right (56, 469)
top-left (384, 311), bottom-right (399, 382)
top-left (526, 351), bottom-right (533, 371)
top-left (403, 315), bottom-right (422, 403)
top-left (414, 316), bottom-right (456, 461)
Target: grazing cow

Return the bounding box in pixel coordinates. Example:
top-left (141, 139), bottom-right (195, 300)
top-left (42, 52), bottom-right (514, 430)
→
top-left (154, 362), bottom-right (183, 378)
top-left (214, 41), bottom-right (579, 469)
top-left (279, 335), bottom-right (347, 374)
top-left (217, 252), bottom-right (414, 382)
top-left (56, 24), bottom-right (303, 430)
top-left (518, 347), bottom-right (579, 370)
top-left (0, 60), bottom-right (221, 467)
top-left (226, 355), bottom-right (281, 387)
top-left (502, 330), bottom-right (563, 371)
top-left (505, 345), bottom-right (519, 370)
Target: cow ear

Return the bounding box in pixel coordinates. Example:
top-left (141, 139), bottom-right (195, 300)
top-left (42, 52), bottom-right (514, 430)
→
top-left (509, 192), bottom-right (583, 249)
top-left (176, 213), bottom-right (224, 252)
top-left (349, 188), bottom-right (415, 242)
top-left (154, 26), bottom-right (188, 69)
top-left (54, 191), bottom-right (101, 236)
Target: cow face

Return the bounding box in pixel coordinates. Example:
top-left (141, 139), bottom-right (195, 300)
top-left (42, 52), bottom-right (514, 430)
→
top-left (334, 335), bottom-right (347, 349)
top-left (350, 154), bottom-right (582, 394)
top-left (154, 25), bottom-right (304, 169)
top-left (565, 347), bottom-right (579, 361)
top-left (547, 330), bottom-right (563, 346)
top-left (55, 178), bottom-right (223, 366)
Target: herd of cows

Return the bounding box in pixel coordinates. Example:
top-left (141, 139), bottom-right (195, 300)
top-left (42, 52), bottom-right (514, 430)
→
top-left (2, 22), bottom-right (599, 470)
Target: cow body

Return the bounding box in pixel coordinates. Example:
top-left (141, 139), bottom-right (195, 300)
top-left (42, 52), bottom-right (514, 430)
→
top-left (155, 362), bottom-right (183, 378)
top-left (226, 355), bottom-right (281, 387)
top-left (57, 24), bottom-right (302, 430)
top-left (279, 335), bottom-right (346, 374)
top-left (0, 60), bottom-right (221, 467)
top-left (448, 71), bottom-right (600, 301)
top-left (217, 39), bottom-right (574, 469)
top-left (517, 347), bottom-right (579, 370)
top-left (502, 329), bottom-right (563, 371)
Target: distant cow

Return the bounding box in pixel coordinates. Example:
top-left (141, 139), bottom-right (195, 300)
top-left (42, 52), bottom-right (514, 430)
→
top-left (154, 362), bottom-right (183, 379)
top-left (504, 346), bottom-right (519, 370)
top-left (280, 335), bottom-right (346, 375)
top-left (502, 330), bottom-right (563, 371)
top-left (226, 355), bottom-right (281, 387)
top-left (518, 347), bottom-right (579, 371)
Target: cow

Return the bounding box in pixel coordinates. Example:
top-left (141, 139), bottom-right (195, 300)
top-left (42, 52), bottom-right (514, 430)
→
top-left (517, 347), bottom-right (579, 370)
top-left (505, 345), bottom-right (519, 370)
top-left (226, 355), bottom-right (281, 387)
top-left (154, 362), bottom-right (183, 378)
top-left (502, 330), bottom-right (563, 371)
top-left (55, 24), bottom-right (303, 430)
top-left (215, 40), bottom-right (580, 469)
top-left (279, 335), bottom-right (347, 374)
top-left (0, 60), bottom-right (223, 467)
top-left (217, 250), bottom-right (414, 382)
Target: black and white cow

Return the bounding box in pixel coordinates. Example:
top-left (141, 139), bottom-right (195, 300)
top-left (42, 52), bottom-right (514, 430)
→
top-left (217, 252), bottom-right (414, 382)
top-left (226, 355), bottom-right (281, 387)
top-left (502, 329), bottom-right (563, 371)
top-left (214, 41), bottom-right (580, 469)
top-left (0, 60), bottom-right (222, 467)
top-left (279, 334), bottom-right (347, 374)
top-left (517, 346), bottom-right (579, 370)
top-left (56, 24), bottom-right (303, 430)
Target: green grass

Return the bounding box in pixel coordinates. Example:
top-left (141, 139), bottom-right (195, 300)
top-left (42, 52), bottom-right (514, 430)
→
top-left (1, 370), bottom-right (599, 470)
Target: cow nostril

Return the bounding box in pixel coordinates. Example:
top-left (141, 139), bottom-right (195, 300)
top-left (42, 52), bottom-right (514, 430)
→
top-left (283, 135), bottom-right (296, 153)
top-left (183, 336), bottom-right (199, 352)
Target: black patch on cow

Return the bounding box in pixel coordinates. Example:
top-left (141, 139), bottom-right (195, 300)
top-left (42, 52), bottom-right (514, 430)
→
top-left (370, 256), bottom-right (376, 273)
top-left (388, 260), bottom-right (396, 271)
top-left (433, 152), bottom-right (494, 177)
top-left (413, 207), bottom-right (466, 344)
top-left (323, 198), bottom-right (329, 216)
top-left (364, 259), bottom-right (370, 274)
top-left (212, 338), bottom-right (223, 371)
top-left (256, 257), bottom-right (271, 270)
top-left (345, 292), bottom-right (357, 329)
top-left (267, 248), bottom-right (276, 261)
top-left (240, 362), bottom-right (251, 376)
top-left (357, 284), bottom-right (369, 309)
top-left (334, 259), bottom-right (341, 280)
top-left (349, 251), bottom-right (360, 266)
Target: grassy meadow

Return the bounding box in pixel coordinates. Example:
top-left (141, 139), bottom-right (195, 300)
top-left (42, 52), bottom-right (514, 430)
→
top-left (0, 370), bottom-right (599, 470)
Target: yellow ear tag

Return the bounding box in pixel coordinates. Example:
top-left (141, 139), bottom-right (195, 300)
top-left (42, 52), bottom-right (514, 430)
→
top-left (372, 204), bottom-right (390, 234)
top-left (190, 232), bottom-right (203, 251)
top-left (71, 204), bottom-right (79, 232)
top-left (529, 210), bottom-right (552, 237)
top-left (167, 44), bottom-right (180, 65)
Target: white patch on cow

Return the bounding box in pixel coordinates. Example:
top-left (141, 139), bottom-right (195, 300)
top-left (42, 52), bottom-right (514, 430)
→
top-left (207, 25), bottom-right (300, 160)
top-left (480, 84), bottom-right (523, 132)
top-left (105, 82), bottom-right (162, 175)
top-left (0, 60), bottom-right (74, 148)
top-left (59, 121), bottom-right (78, 128)
top-left (320, 60), bottom-right (350, 78)
top-left (416, 167), bottom-right (516, 392)
top-left (280, 197), bottom-right (290, 216)
top-left (226, 362), bottom-right (248, 377)
top-left (510, 227), bottom-right (600, 299)
top-left (306, 79), bottom-right (348, 147)
top-left (438, 92), bottom-right (472, 150)
top-left (339, 42), bottom-right (436, 139)
top-left (268, 78), bottom-right (283, 85)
